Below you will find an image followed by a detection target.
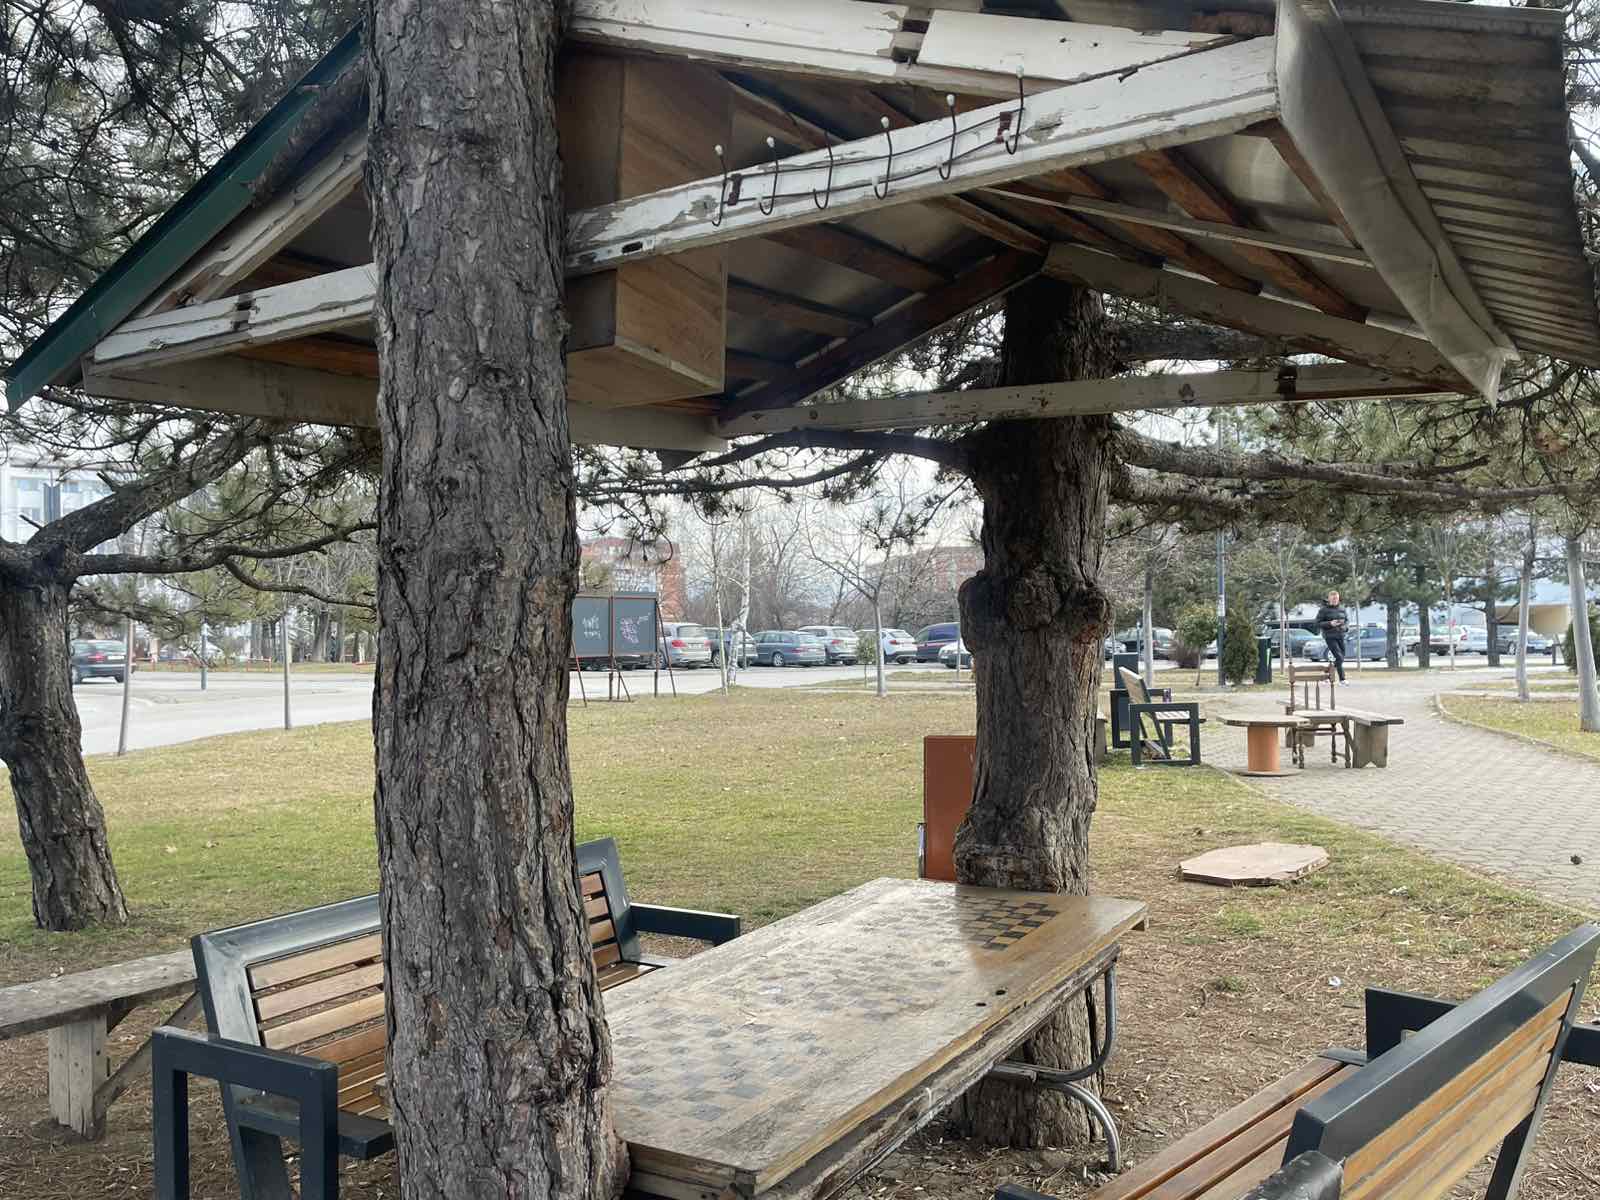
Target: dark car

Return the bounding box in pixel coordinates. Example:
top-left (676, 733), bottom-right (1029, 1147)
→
top-left (1305, 626), bottom-right (1388, 662)
top-left (1263, 626), bottom-right (1318, 659)
top-left (1497, 627), bottom-right (1554, 656)
top-left (703, 626), bottom-right (757, 667)
top-left (914, 622), bottom-right (961, 662)
top-left (70, 639), bottom-right (129, 685)
top-left (753, 630), bottom-right (827, 667)
top-left (1113, 626), bottom-right (1174, 658)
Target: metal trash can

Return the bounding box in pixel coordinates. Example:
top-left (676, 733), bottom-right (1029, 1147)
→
top-left (1256, 636), bottom-right (1273, 684)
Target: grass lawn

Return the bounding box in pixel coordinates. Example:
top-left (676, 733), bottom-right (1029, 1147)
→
top-left (2, 689), bottom-right (1598, 1199)
top-left (1470, 679), bottom-right (1590, 694)
top-left (1440, 693), bottom-right (1600, 762)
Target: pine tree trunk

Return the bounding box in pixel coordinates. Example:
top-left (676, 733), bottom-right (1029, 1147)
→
top-left (1385, 601), bottom-right (1400, 670)
top-left (366, 1), bottom-right (625, 1196)
top-left (1418, 602), bottom-right (1432, 669)
top-left (1485, 549), bottom-right (1500, 667)
top-left (1516, 520), bottom-right (1535, 703)
top-left (953, 279), bottom-right (1116, 1147)
top-left (0, 568), bottom-right (128, 930)
top-left (1566, 536), bottom-right (1600, 733)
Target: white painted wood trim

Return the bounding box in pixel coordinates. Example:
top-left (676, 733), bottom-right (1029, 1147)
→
top-left (569, 36), bottom-right (1278, 274)
top-left (718, 364), bottom-right (1453, 435)
top-left (568, 0), bottom-right (1227, 98)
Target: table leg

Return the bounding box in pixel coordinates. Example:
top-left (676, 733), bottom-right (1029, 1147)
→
top-left (49, 1014), bottom-right (109, 1138)
top-left (1246, 725), bottom-right (1282, 773)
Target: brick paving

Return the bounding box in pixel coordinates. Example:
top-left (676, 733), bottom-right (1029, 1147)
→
top-left (1205, 666), bottom-right (1600, 914)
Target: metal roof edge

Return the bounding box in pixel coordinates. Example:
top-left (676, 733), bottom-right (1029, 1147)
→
top-left (3, 25), bottom-right (364, 410)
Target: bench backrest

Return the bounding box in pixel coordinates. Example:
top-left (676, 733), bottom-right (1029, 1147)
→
top-left (192, 837), bottom-right (641, 1117)
top-left (1117, 667), bottom-right (1152, 706)
top-left (1284, 923), bottom-right (1600, 1199)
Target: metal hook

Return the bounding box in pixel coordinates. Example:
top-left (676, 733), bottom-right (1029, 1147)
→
top-left (813, 132), bottom-right (835, 210)
top-left (1004, 66), bottom-right (1024, 154)
top-left (938, 94), bottom-right (957, 181)
top-left (874, 117), bottom-right (894, 200)
top-left (759, 137), bottom-right (780, 216)
top-left (713, 144), bottom-right (728, 227)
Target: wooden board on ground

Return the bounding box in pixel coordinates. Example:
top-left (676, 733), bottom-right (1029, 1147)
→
top-left (1180, 843), bottom-right (1330, 887)
top-left (605, 878), bottom-right (1146, 1198)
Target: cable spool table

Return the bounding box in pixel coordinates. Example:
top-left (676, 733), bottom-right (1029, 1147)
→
top-left (1221, 713), bottom-right (1311, 776)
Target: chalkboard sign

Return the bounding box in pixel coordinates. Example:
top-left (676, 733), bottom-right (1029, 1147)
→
top-left (572, 596), bottom-right (610, 658)
top-left (611, 595), bottom-right (659, 657)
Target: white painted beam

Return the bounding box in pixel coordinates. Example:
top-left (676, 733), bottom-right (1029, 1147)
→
top-left (80, 358), bottom-right (727, 454)
top-left (718, 364), bottom-right (1454, 436)
top-left (568, 0), bottom-right (1227, 98)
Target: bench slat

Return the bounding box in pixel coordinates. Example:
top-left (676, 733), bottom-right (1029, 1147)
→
top-left (585, 897), bottom-right (610, 920)
top-left (581, 872), bottom-right (605, 897)
top-left (1188, 1134), bottom-right (1288, 1200)
top-left (0, 949), bottom-right (195, 1040)
top-left (593, 943), bottom-right (622, 970)
top-left (249, 934), bottom-right (383, 991)
top-left (589, 919), bottom-right (617, 946)
top-left (255, 962), bottom-right (384, 1022)
top-left (307, 1023), bottom-right (386, 1066)
top-left (261, 992), bottom-right (385, 1050)
top-left (1091, 1059), bottom-right (1349, 1200)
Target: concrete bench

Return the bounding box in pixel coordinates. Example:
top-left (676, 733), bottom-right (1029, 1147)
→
top-left (0, 948), bottom-right (199, 1138)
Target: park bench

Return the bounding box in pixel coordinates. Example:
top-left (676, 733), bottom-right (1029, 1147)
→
top-left (1117, 668), bottom-right (1204, 767)
top-left (995, 923), bottom-right (1600, 1200)
top-left (0, 947), bottom-right (199, 1138)
top-left (148, 836), bottom-right (738, 1199)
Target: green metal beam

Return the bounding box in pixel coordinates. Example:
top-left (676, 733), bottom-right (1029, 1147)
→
top-left (3, 27), bottom-right (363, 409)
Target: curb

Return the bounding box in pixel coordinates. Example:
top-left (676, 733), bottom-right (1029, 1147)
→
top-left (1433, 692), bottom-right (1600, 767)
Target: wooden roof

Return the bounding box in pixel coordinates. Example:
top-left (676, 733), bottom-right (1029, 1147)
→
top-left (7, 0), bottom-right (1596, 454)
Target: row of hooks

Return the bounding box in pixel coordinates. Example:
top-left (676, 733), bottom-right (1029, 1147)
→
top-left (711, 67), bottom-right (1026, 227)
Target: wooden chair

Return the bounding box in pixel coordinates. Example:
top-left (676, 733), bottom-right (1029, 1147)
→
top-left (995, 924), bottom-right (1600, 1200)
top-left (1286, 659), bottom-right (1335, 714)
top-left (158, 837), bottom-right (739, 1200)
top-left (1116, 668), bottom-right (1203, 767)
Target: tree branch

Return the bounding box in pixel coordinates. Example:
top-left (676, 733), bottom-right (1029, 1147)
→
top-left (220, 559), bottom-right (376, 611)
top-left (74, 522), bottom-right (375, 579)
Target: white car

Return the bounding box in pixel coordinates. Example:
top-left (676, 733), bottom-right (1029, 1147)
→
top-left (939, 639), bottom-right (973, 669)
top-left (862, 628), bottom-right (918, 664)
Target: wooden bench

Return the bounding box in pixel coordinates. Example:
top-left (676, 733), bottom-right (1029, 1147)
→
top-left (0, 948), bottom-right (200, 1138)
top-left (1335, 707), bottom-right (1404, 769)
top-left (1118, 668), bottom-right (1204, 767)
top-left (996, 923), bottom-right (1600, 1200)
top-left (151, 837), bottom-right (738, 1199)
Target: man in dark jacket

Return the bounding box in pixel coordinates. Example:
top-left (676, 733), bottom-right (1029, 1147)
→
top-left (1316, 590), bottom-right (1350, 682)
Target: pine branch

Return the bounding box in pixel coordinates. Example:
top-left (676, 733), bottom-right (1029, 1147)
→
top-left (73, 523), bottom-right (375, 579)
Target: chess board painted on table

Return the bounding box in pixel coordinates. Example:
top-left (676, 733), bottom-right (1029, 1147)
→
top-left (604, 877), bottom-right (1146, 1198)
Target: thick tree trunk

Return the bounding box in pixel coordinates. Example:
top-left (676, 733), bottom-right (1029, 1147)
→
top-left (366, 2), bottom-right (625, 1197)
top-left (0, 567), bottom-right (128, 929)
top-left (1485, 549), bottom-right (1501, 667)
top-left (1566, 536), bottom-right (1600, 733)
top-left (1385, 601), bottom-right (1400, 670)
top-left (1418, 603), bottom-right (1432, 669)
top-left (953, 279), bottom-right (1116, 1148)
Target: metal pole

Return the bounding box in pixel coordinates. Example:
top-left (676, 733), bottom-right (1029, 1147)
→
top-left (199, 618), bottom-right (208, 691)
top-left (282, 607), bottom-right (293, 730)
top-left (1215, 531), bottom-right (1226, 686)
top-left (117, 615), bottom-right (134, 756)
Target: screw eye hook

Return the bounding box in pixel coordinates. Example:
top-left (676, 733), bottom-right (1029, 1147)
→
top-left (759, 137), bottom-right (781, 216)
top-left (813, 132), bottom-right (835, 210)
top-left (874, 117), bottom-right (894, 200)
top-left (1005, 67), bottom-right (1024, 154)
top-left (938, 94), bottom-right (958, 181)
top-left (713, 144), bottom-right (728, 227)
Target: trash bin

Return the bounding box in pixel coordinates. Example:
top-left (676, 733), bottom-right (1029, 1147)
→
top-left (1110, 652), bottom-right (1141, 748)
top-left (1256, 636), bottom-right (1273, 684)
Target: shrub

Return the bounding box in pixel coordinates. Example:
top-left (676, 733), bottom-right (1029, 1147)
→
top-left (1174, 605), bottom-right (1218, 670)
top-left (1563, 606), bottom-right (1600, 675)
top-left (1220, 605), bottom-right (1257, 685)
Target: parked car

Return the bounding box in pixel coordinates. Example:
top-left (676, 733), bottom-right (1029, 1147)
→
top-left (861, 627), bottom-right (918, 664)
top-left (700, 626), bottom-right (757, 667)
top-left (939, 639), bottom-right (973, 669)
top-left (70, 639), bottom-right (129, 685)
top-left (1427, 625), bottom-right (1489, 655)
top-left (752, 630), bottom-right (827, 667)
top-left (1103, 636), bottom-right (1119, 660)
top-left (1113, 626), bottom-right (1174, 658)
top-left (1496, 627), bottom-right (1554, 656)
top-left (915, 622), bottom-right (962, 662)
top-left (1305, 626), bottom-right (1388, 662)
top-left (658, 622), bottom-right (713, 669)
top-left (1262, 626), bottom-right (1318, 659)
top-left (799, 625), bottom-right (860, 665)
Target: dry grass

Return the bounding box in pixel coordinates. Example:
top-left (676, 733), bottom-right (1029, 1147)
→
top-left (1439, 694), bottom-right (1600, 763)
top-left (2, 688), bottom-right (1597, 1199)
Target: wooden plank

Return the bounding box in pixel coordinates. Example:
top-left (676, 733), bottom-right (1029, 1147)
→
top-left (760, 226), bottom-right (949, 293)
top-left (605, 879), bottom-right (1146, 1194)
top-left (1090, 1059), bottom-right (1349, 1200)
top-left (726, 350), bottom-right (794, 382)
top-left (1043, 245), bottom-right (1468, 393)
top-left (582, 872), bottom-right (606, 897)
top-left (48, 1017), bottom-right (109, 1137)
top-left (260, 992), bottom-right (385, 1051)
top-left (725, 249), bottom-right (1041, 417)
top-left (727, 282), bottom-right (868, 337)
top-left (930, 196), bottom-right (1047, 255)
top-left (1345, 25), bottom-right (1556, 69)
top-left (307, 1023), bottom-right (387, 1067)
top-left (594, 943), bottom-right (623, 970)
top-left (1130, 148), bottom-right (1366, 322)
top-left (250, 933), bottom-right (383, 991)
top-left (719, 365), bottom-right (1450, 437)
top-left (254, 962), bottom-right (385, 1022)
top-left (0, 949), bottom-right (195, 1040)
top-left (93, 991), bottom-right (202, 1124)
top-left (589, 919), bottom-right (618, 946)
top-left (599, 962), bottom-right (653, 991)
top-left (585, 896), bottom-right (611, 920)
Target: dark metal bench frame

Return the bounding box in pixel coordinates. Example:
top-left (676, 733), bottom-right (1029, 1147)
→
top-left (995, 923), bottom-right (1600, 1200)
top-left (161, 837), bottom-right (739, 1200)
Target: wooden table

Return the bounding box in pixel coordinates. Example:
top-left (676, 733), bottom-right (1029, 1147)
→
top-left (1221, 713), bottom-right (1309, 776)
top-left (606, 878), bottom-right (1146, 1200)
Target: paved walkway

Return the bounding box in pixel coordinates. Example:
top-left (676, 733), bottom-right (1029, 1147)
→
top-left (1206, 666), bottom-right (1600, 913)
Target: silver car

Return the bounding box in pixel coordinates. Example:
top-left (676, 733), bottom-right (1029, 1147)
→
top-left (799, 625), bottom-right (860, 664)
top-left (658, 622), bottom-right (713, 668)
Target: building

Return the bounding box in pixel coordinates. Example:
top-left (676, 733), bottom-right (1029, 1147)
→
top-left (0, 447), bottom-right (114, 544)
top-left (580, 537), bottom-right (688, 617)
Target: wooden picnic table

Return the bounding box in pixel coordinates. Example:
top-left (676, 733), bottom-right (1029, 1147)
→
top-left (604, 877), bottom-right (1147, 1200)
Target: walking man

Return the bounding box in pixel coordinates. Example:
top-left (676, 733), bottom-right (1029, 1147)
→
top-left (1316, 589), bottom-right (1350, 683)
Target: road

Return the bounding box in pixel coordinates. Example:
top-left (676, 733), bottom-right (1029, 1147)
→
top-left (69, 659), bottom-right (992, 757)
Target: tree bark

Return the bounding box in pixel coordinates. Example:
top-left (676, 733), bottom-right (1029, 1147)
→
top-left (1565, 536), bottom-right (1600, 733)
top-left (1384, 600), bottom-right (1400, 670)
top-left (953, 278), bottom-right (1116, 1147)
top-left (0, 565), bottom-right (128, 929)
top-left (1485, 547), bottom-right (1501, 667)
top-left (1516, 518), bottom-right (1535, 703)
top-left (366, 1), bottom-right (625, 1196)
top-left (1417, 599), bottom-right (1432, 670)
